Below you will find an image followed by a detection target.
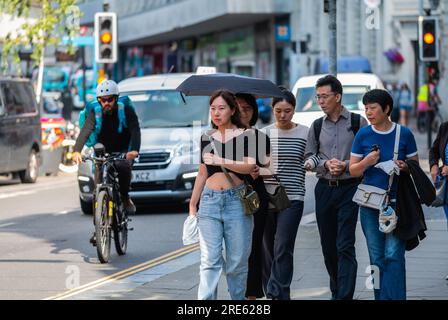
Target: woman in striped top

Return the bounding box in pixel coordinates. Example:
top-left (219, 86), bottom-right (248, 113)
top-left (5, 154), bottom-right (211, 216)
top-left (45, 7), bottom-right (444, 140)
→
top-left (261, 87), bottom-right (309, 300)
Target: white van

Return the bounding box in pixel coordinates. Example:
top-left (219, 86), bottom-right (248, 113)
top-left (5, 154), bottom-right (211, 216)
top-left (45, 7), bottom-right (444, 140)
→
top-left (291, 73), bottom-right (384, 127)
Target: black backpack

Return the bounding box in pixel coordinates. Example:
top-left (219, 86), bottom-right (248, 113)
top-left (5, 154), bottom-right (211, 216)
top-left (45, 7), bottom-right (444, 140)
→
top-left (313, 112), bottom-right (361, 153)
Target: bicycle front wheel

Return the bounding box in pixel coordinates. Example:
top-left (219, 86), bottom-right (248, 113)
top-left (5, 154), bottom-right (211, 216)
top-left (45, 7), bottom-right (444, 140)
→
top-left (95, 190), bottom-right (112, 263)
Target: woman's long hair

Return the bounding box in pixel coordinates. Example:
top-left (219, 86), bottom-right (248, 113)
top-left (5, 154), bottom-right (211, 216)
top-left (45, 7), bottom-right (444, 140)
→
top-left (235, 93), bottom-right (259, 128)
top-left (209, 90), bottom-right (245, 129)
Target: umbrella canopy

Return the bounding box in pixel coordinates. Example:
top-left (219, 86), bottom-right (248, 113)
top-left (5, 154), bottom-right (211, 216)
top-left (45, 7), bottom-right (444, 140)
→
top-left (176, 73), bottom-right (285, 99)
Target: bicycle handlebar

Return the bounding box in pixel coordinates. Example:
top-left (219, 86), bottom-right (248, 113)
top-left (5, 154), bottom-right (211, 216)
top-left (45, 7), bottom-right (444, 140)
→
top-left (82, 152), bottom-right (127, 163)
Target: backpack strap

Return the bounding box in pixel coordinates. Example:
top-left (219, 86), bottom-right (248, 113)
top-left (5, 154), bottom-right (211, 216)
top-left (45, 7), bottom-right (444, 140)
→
top-left (93, 102), bottom-right (102, 135)
top-left (350, 112), bottom-right (361, 136)
top-left (313, 117), bottom-right (324, 154)
top-left (313, 113), bottom-right (360, 154)
top-left (87, 97), bottom-right (133, 148)
top-left (117, 101), bottom-right (126, 133)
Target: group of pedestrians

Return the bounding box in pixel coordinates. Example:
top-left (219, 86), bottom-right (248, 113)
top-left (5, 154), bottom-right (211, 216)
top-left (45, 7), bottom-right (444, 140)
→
top-left (189, 74), bottom-right (432, 301)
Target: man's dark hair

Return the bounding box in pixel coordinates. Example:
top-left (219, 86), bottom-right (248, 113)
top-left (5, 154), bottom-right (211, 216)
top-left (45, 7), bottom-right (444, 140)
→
top-left (362, 89), bottom-right (394, 116)
top-left (235, 93), bottom-right (259, 127)
top-left (272, 86), bottom-right (296, 109)
top-left (315, 75), bottom-right (343, 95)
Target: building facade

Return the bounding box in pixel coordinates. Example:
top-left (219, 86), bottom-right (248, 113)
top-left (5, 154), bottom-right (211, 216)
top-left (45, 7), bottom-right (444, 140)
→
top-left (79, 0), bottom-right (448, 110)
top-left (294, 0), bottom-right (448, 114)
top-left (79, 0), bottom-right (297, 85)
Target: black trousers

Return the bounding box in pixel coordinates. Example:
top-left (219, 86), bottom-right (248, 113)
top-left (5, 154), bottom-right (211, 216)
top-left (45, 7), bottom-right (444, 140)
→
top-left (262, 200), bottom-right (304, 300)
top-left (245, 178), bottom-right (269, 298)
top-left (245, 200), bottom-right (268, 298)
top-left (94, 159), bottom-right (133, 199)
top-left (315, 180), bottom-right (359, 300)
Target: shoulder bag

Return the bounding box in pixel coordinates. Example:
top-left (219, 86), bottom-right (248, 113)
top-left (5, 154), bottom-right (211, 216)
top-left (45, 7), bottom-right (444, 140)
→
top-left (208, 136), bottom-right (260, 215)
top-left (352, 125), bottom-right (401, 210)
top-left (432, 174), bottom-right (446, 207)
top-left (268, 175), bottom-right (291, 212)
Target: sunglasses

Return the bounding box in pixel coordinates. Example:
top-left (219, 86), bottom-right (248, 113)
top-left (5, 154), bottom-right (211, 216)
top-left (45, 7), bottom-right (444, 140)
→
top-left (98, 96), bottom-right (115, 103)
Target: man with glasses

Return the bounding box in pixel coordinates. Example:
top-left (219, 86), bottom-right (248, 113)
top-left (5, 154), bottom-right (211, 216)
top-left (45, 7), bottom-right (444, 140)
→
top-left (304, 75), bottom-right (367, 300)
top-left (73, 80), bottom-right (141, 246)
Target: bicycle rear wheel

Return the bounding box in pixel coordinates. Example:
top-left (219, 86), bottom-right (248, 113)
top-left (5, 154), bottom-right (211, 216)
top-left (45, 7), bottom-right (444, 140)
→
top-left (417, 113), bottom-right (426, 133)
top-left (114, 207), bottom-right (128, 256)
top-left (432, 113), bottom-right (443, 133)
top-left (95, 190), bottom-right (112, 263)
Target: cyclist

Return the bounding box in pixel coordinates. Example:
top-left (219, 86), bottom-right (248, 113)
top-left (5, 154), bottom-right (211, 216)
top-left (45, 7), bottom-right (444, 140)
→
top-left (72, 80), bottom-right (141, 245)
top-left (417, 78), bottom-right (441, 131)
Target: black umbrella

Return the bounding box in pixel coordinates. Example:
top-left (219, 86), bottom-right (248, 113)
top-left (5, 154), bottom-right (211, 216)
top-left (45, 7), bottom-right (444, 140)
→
top-left (176, 73), bottom-right (285, 99)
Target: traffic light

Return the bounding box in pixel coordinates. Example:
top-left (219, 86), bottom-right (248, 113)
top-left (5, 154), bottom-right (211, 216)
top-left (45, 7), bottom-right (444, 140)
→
top-left (419, 16), bottom-right (439, 62)
top-left (94, 12), bottom-right (117, 64)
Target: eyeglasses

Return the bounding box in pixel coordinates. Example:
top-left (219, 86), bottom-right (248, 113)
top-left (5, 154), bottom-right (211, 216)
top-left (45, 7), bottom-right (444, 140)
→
top-left (98, 96), bottom-right (115, 103)
top-left (314, 93), bottom-right (337, 101)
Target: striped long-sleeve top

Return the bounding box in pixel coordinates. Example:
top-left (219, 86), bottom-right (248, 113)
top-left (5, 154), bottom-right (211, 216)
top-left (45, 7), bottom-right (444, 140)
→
top-left (261, 123), bottom-right (309, 202)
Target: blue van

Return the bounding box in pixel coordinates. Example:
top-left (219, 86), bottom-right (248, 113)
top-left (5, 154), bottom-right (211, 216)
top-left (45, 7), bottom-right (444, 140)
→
top-left (43, 66), bottom-right (70, 92)
top-left (315, 56), bottom-right (372, 74)
top-left (70, 70), bottom-right (96, 109)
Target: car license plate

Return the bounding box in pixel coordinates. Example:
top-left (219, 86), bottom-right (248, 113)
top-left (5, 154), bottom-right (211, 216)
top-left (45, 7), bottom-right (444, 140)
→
top-left (132, 171), bottom-right (153, 183)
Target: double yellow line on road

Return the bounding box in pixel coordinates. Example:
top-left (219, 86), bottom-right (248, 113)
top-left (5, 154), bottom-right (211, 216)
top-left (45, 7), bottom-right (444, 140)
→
top-left (45, 243), bottom-right (199, 300)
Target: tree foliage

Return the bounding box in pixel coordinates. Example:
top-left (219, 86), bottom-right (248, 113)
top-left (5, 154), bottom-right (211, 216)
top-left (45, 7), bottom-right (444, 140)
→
top-left (0, 0), bottom-right (82, 72)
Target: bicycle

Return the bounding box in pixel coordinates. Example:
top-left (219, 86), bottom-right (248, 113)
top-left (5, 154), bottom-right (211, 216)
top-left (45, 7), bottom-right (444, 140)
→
top-left (432, 107), bottom-right (444, 133)
top-left (83, 143), bottom-right (132, 263)
top-left (417, 106), bottom-right (443, 134)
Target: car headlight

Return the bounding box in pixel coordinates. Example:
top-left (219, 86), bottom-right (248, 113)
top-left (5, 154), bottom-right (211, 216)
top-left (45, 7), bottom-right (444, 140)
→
top-left (67, 122), bottom-right (75, 131)
top-left (82, 147), bottom-right (94, 157)
top-left (174, 142), bottom-right (199, 157)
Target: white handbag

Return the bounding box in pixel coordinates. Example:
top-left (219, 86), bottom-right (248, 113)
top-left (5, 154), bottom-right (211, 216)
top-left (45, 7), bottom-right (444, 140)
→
top-left (352, 184), bottom-right (388, 210)
top-left (378, 205), bottom-right (398, 233)
top-left (352, 125), bottom-right (401, 210)
top-left (182, 215), bottom-right (199, 245)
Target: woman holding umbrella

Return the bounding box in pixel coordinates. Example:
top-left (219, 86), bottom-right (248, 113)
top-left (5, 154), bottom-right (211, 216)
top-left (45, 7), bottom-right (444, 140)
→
top-left (189, 90), bottom-right (257, 300)
top-left (235, 93), bottom-right (271, 300)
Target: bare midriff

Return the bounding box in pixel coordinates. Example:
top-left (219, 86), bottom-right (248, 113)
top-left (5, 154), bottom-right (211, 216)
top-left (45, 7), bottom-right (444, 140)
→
top-left (205, 172), bottom-right (244, 190)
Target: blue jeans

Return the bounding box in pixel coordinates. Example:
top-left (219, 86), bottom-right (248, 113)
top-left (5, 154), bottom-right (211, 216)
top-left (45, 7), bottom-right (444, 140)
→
top-left (360, 206), bottom-right (406, 300)
top-left (197, 185), bottom-right (254, 300)
top-left (263, 200), bottom-right (304, 300)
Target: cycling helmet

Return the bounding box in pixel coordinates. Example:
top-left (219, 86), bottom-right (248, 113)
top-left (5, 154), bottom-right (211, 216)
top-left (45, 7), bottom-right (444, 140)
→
top-left (96, 80), bottom-right (119, 97)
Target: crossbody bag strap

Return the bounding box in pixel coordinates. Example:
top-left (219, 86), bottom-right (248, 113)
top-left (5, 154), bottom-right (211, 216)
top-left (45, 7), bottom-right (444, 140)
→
top-left (208, 136), bottom-right (238, 188)
top-left (387, 124), bottom-right (401, 193)
top-left (272, 174), bottom-right (284, 187)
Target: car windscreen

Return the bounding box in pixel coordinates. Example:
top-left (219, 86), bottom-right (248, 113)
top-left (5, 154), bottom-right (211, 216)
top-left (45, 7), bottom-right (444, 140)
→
top-left (44, 68), bottom-right (67, 83)
top-left (296, 86), bottom-right (370, 112)
top-left (124, 90), bottom-right (210, 128)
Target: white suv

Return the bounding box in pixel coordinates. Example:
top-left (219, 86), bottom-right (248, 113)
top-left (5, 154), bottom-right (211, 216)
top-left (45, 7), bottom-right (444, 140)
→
top-left (291, 73), bottom-right (384, 127)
